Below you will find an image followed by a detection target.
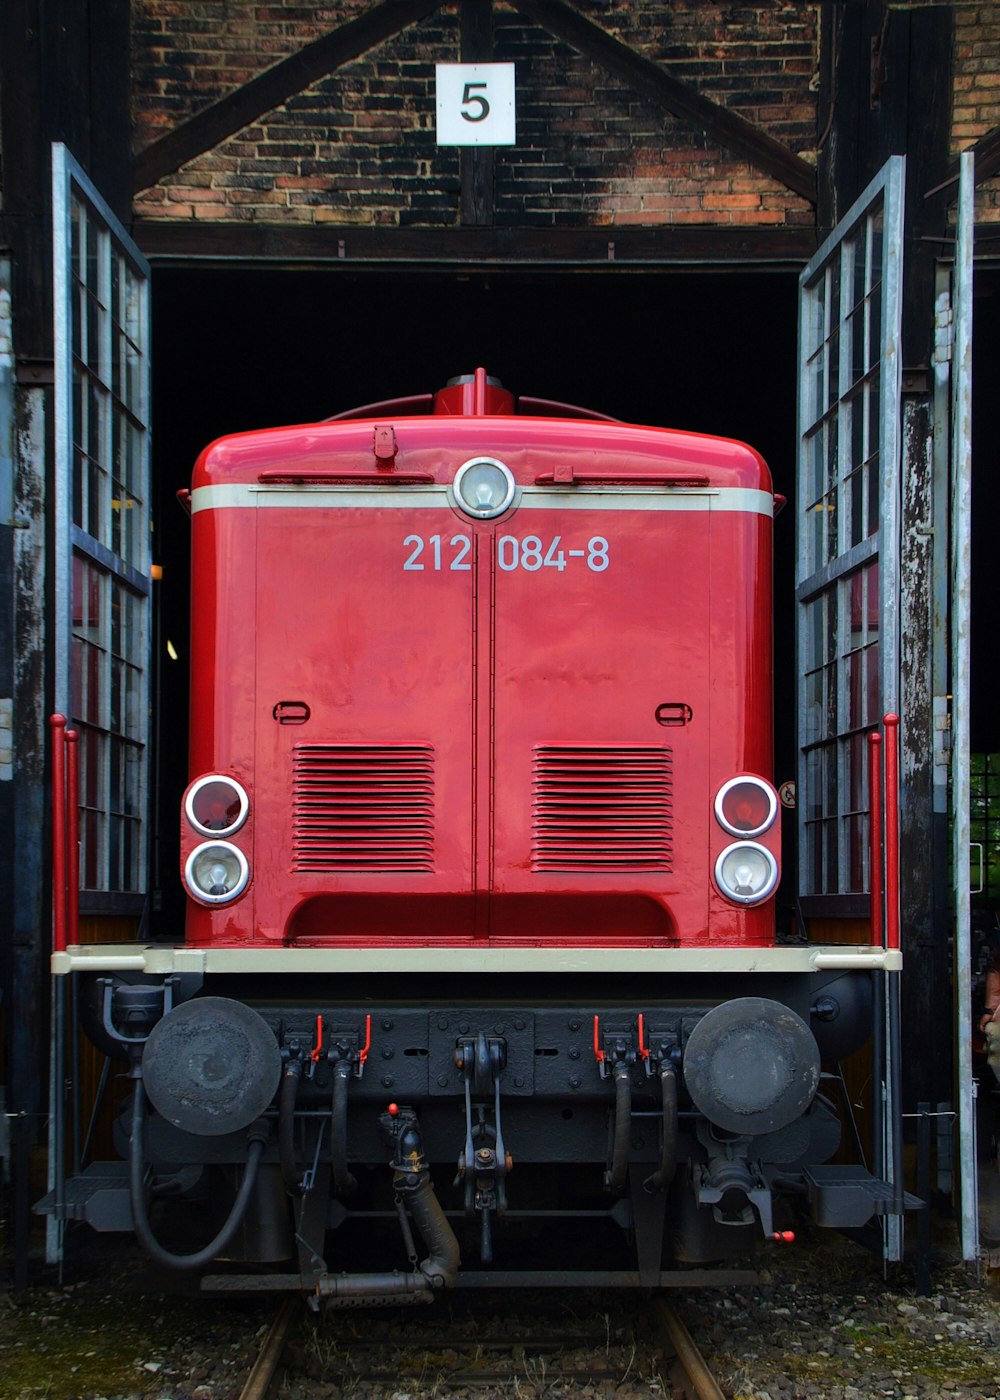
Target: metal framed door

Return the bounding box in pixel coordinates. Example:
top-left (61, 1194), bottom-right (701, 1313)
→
top-left (796, 156), bottom-right (906, 1262)
top-left (52, 143), bottom-right (152, 906)
top-left (796, 156), bottom-right (904, 906)
top-left (49, 143), bottom-right (151, 1263)
top-left (949, 151), bottom-right (976, 1264)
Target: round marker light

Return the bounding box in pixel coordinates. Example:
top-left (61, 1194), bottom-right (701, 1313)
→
top-left (454, 457), bottom-right (516, 519)
top-left (185, 775), bottom-right (249, 837)
top-left (715, 776), bottom-right (777, 838)
top-left (185, 841), bottom-right (250, 904)
top-left (714, 841), bottom-right (779, 906)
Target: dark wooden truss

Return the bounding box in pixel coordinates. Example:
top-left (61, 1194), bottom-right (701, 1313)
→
top-left (133, 0), bottom-right (818, 214)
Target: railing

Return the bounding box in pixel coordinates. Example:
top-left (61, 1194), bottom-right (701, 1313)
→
top-left (49, 714), bottom-right (80, 953)
top-left (48, 713), bottom-right (81, 1258)
top-left (868, 712), bottom-right (904, 1258)
top-left (868, 713), bottom-right (900, 953)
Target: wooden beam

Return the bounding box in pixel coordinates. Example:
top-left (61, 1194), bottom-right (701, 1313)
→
top-left (460, 0), bottom-right (496, 227)
top-left (132, 0), bottom-right (441, 192)
top-left (930, 124), bottom-right (1000, 199)
top-left (134, 219), bottom-right (815, 265)
top-left (509, 0), bottom-right (817, 204)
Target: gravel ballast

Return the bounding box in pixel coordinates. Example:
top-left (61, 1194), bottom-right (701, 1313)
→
top-left (1, 1225), bottom-right (998, 1400)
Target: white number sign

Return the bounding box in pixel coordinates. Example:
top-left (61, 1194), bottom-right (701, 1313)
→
top-left (402, 535), bottom-right (610, 573)
top-left (435, 63), bottom-right (516, 146)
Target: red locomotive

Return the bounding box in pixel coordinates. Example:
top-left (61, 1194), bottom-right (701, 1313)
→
top-left (54, 370), bottom-right (902, 1298)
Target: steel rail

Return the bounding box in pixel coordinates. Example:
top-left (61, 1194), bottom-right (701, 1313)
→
top-left (652, 1299), bottom-right (726, 1400)
top-left (238, 1298), bottom-right (299, 1400)
top-left (237, 1291), bottom-right (722, 1399)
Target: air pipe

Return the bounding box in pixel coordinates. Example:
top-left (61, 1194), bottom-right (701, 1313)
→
top-left (331, 1060), bottom-right (358, 1196)
top-left (606, 1061), bottom-right (633, 1194)
top-left (278, 1059), bottom-right (303, 1196)
top-left (129, 1076), bottom-right (267, 1271)
top-left (316, 1117), bottom-right (460, 1301)
top-left (644, 1064), bottom-right (678, 1192)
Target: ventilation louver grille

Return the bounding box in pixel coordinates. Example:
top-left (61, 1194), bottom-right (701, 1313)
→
top-left (293, 745), bottom-right (434, 872)
top-left (532, 746), bottom-right (672, 871)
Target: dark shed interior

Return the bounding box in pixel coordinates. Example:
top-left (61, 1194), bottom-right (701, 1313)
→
top-left (150, 266), bottom-right (799, 934)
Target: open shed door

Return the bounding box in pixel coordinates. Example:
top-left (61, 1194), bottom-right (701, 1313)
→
top-left (52, 143), bottom-right (152, 906)
top-left (48, 143), bottom-right (151, 1262)
top-left (796, 156), bottom-right (905, 1259)
top-left (949, 151), bottom-right (976, 1263)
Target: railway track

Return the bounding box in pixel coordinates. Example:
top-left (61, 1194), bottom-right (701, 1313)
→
top-left (237, 1292), bottom-right (727, 1400)
top-left (653, 1300), bottom-right (727, 1400)
top-left (237, 1298), bottom-right (300, 1400)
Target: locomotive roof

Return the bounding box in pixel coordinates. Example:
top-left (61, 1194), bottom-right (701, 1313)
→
top-left (192, 411), bottom-right (773, 494)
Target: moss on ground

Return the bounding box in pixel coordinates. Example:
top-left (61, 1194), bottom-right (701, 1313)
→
top-left (0, 1271), bottom-right (266, 1400)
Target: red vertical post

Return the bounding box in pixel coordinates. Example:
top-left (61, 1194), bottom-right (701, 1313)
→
top-left (65, 729), bottom-right (80, 944)
top-left (50, 714), bottom-right (68, 955)
top-left (883, 713), bottom-right (901, 952)
top-left (868, 731), bottom-right (883, 948)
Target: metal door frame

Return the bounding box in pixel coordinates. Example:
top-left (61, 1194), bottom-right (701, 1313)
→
top-left (796, 156), bottom-right (905, 1262)
top-left (49, 142), bottom-right (152, 1263)
top-left (949, 151), bottom-right (976, 1264)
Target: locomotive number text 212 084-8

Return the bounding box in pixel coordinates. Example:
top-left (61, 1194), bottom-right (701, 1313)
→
top-left (402, 534), bottom-right (611, 572)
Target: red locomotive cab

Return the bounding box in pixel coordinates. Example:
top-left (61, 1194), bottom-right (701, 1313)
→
top-left (54, 369), bottom-right (913, 1288)
top-left (53, 369), bottom-right (913, 1293)
top-left (181, 369), bottom-right (779, 951)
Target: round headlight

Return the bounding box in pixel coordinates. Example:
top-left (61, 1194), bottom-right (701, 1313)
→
top-left (453, 457), bottom-right (516, 519)
top-left (714, 841), bottom-right (778, 906)
top-left (715, 776), bottom-right (777, 838)
top-left (185, 841), bottom-right (250, 904)
top-left (185, 775), bottom-right (249, 837)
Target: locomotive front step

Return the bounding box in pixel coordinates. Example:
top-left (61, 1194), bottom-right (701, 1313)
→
top-left (36, 1162), bottom-right (133, 1232)
top-left (803, 1165), bottom-right (925, 1229)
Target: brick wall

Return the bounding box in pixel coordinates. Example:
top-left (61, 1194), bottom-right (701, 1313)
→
top-left (952, 2), bottom-right (1000, 223)
top-left (131, 1), bottom-right (818, 229)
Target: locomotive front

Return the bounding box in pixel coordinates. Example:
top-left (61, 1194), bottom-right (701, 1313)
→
top-left (61, 371), bottom-right (901, 1295)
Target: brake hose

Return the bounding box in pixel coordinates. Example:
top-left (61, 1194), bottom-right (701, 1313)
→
top-left (606, 1061), bottom-right (633, 1195)
top-left (331, 1059), bottom-right (358, 1195)
top-left (644, 1063), bottom-right (678, 1192)
top-left (129, 1076), bottom-right (267, 1271)
top-left (278, 1060), bottom-right (303, 1196)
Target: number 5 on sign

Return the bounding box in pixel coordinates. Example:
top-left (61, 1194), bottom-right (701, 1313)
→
top-left (435, 64), bottom-right (516, 146)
